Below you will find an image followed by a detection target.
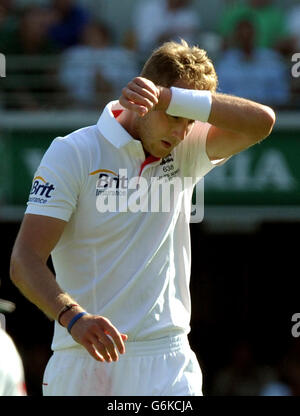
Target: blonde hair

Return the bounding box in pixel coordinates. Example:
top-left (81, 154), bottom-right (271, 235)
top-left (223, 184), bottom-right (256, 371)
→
top-left (141, 39), bottom-right (218, 92)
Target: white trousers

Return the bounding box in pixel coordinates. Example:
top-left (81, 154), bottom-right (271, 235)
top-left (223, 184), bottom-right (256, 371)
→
top-left (42, 334), bottom-right (203, 396)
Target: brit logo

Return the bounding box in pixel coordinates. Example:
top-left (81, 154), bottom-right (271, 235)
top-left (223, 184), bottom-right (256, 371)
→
top-left (89, 169), bottom-right (128, 196)
top-left (28, 176), bottom-right (55, 204)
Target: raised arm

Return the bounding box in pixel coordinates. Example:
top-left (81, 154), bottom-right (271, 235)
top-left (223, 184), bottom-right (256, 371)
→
top-left (10, 214), bottom-right (127, 362)
top-left (119, 77), bottom-right (276, 159)
top-left (205, 93), bottom-right (276, 159)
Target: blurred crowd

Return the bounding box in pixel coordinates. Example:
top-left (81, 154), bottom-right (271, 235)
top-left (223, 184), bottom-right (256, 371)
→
top-left (1, 0), bottom-right (300, 397)
top-left (0, 0), bottom-right (299, 111)
top-left (208, 337), bottom-right (300, 396)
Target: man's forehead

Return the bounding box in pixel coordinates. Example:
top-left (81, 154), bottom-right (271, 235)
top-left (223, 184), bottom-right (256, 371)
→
top-left (173, 79), bottom-right (197, 90)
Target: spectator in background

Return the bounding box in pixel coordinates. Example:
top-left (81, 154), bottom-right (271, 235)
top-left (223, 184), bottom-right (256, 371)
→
top-left (47, 0), bottom-right (90, 50)
top-left (279, 339), bottom-right (300, 396)
top-left (1, 5), bottom-right (63, 110)
top-left (0, 5), bottom-right (55, 55)
top-left (212, 339), bottom-right (276, 395)
top-left (216, 17), bottom-right (290, 107)
top-left (286, 2), bottom-right (300, 51)
top-left (218, 0), bottom-right (290, 55)
top-left (132, 0), bottom-right (199, 59)
top-left (0, 0), bottom-right (18, 50)
top-left (259, 358), bottom-right (292, 396)
top-left (59, 21), bottom-right (139, 109)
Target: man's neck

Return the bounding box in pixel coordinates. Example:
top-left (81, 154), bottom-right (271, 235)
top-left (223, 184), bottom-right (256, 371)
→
top-left (116, 110), bottom-right (154, 158)
top-left (116, 109), bottom-right (141, 141)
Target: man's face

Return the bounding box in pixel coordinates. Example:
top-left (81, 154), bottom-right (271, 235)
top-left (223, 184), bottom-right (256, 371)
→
top-left (137, 80), bottom-right (195, 158)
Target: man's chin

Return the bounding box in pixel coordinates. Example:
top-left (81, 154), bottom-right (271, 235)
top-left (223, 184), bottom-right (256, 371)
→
top-left (152, 149), bottom-right (171, 159)
top-left (146, 143), bottom-right (173, 158)
top-left (155, 144), bottom-right (174, 158)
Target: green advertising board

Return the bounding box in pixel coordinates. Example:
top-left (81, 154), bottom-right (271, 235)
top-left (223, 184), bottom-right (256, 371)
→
top-left (0, 128), bottom-right (68, 206)
top-left (0, 112), bottom-right (299, 221)
top-left (204, 130), bottom-right (300, 206)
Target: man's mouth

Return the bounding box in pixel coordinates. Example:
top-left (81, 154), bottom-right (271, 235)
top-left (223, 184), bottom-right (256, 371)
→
top-left (161, 140), bottom-right (172, 149)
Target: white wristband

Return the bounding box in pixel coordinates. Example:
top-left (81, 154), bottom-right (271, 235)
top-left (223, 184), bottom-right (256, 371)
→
top-left (166, 87), bottom-right (212, 122)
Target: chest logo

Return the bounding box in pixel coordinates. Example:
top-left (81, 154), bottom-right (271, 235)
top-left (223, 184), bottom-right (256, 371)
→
top-left (89, 169), bottom-right (128, 196)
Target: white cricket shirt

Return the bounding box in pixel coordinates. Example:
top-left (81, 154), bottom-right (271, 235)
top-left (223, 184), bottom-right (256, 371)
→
top-left (26, 101), bottom-right (217, 351)
top-left (0, 329), bottom-right (27, 396)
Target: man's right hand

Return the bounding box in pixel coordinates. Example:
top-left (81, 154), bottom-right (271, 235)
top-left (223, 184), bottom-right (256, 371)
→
top-left (119, 76), bottom-right (171, 116)
top-left (64, 312), bottom-right (128, 362)
top-left (10, 214), bottom-right (128, 364)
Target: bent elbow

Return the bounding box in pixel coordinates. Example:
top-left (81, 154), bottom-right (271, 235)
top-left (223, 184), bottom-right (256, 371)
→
top-left (10, 252), bottom-right (19, 286)
top-left (10, 249), bottom-right (25, 288)
top-left (260, 106), bottom-right (276, 139)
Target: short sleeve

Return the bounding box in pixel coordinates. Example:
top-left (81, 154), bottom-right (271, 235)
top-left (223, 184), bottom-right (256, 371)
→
top-left (176, 121), bottom-right (214, 182)
top-left (177, 121), bottom-right (230, 183)
top-left (25, 137), bottom-right (84, 221)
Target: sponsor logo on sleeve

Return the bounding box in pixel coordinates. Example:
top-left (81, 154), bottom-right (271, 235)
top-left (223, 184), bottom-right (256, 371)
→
top-left (28, 176), bottom-right (55, 204)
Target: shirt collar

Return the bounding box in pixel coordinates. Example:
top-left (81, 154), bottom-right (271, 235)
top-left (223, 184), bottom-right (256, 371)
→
top-left (97, 100), bottom-right (135, 149)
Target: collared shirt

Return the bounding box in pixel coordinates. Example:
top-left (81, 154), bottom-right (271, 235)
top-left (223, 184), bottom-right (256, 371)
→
top-left (26, 101), bottom-right (216, 350)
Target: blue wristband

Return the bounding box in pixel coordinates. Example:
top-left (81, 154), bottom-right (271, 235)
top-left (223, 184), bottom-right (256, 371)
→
top-left (67, 312), bottom-right (87, 334)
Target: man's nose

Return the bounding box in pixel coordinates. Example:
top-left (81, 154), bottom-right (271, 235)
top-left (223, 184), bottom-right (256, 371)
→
top-left (172, 120), bottom-right (189, 141)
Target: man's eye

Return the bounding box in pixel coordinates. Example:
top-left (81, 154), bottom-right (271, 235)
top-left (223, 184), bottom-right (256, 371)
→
top-left (170, 115), bottom-right (194, 125)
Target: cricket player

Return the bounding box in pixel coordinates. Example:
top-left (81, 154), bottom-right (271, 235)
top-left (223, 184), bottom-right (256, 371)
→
top-left (10, 40), bottom-right (275, 396)
top-left (0, 298), bottom-right (27, 396)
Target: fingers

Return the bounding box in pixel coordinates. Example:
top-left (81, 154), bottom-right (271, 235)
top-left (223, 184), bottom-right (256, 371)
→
top-left (119, 77), bottom-right (160, 116)
top-left (91, 335), bottom-right (116, 362)
top-left (134, 77), bottom-right (159, 96)
top-left (90, 331), bottom-right (128, 363)
top-left (70, 314), bottom-right (128, 363)
top-left (103, 323), bottom-right (126, 355)
top-left (85, 343), bottom-right (105, 362)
